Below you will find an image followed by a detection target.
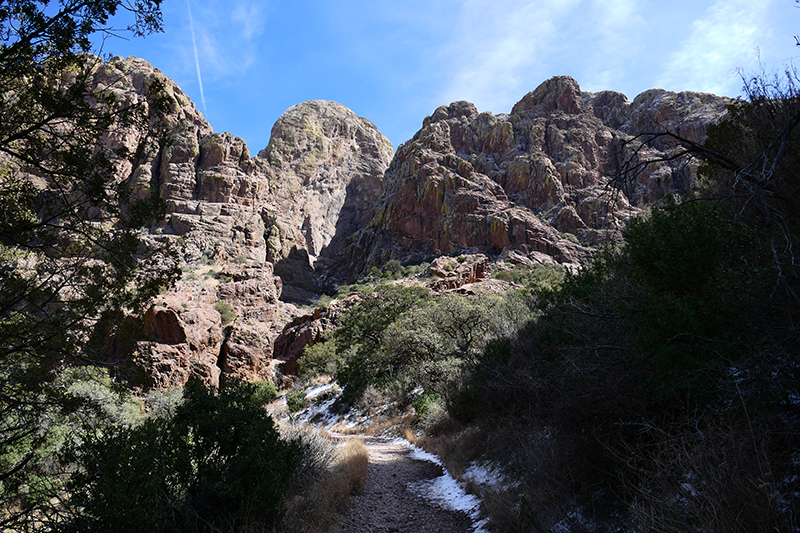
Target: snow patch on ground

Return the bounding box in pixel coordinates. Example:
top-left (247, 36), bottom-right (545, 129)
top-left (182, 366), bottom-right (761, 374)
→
top-left (463, 461), bottom-right (518, 490)
top-left (293, 384), bottom-right (342, 427)
top-left (393, 438), bottom-right (490, 533)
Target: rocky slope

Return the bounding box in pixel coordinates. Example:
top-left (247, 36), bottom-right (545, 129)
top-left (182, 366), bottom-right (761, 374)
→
top-left (334, 76), bottom-right (728, 281)
top-left (85, 56), bottom-right (391, 388)
top-left (82, 57), bottom-right (728, 390)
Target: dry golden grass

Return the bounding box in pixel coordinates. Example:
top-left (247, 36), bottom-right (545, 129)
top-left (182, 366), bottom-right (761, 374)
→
top-left (416, 425), bottom-right (482, 478)
top-left (363, 411), bottom-right (417, 436)
top-left (401, 427), bottom-right (416, 445)
top-left (329, 410), bottom-right (417, 438)
top-left (329, 422), bottom-right (360, 435)
top-left (282, 437), bottom-right (369, 533)
top-left (332, 438), bottom-right (369, 494)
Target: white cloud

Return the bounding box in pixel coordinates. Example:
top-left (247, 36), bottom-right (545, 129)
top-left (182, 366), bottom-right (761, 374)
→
top-left (657, 0), bottom-right (773, 95)
top-left (436, 0), bottom-right (581, 112)
top-left (231, 1), bottom-right (266, 42)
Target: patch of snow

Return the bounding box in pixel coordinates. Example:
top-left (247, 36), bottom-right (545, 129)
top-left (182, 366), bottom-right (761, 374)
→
top-left (408, 446), bottom-right (443, 467)
top-left (289, 384), bottom-right (345, 428)
top-left (395, 439), bottom-right (489, 533)
top-left (304, 383), bottom-right (335, 400)
top-left (463, 461), bottom-right (517, 490)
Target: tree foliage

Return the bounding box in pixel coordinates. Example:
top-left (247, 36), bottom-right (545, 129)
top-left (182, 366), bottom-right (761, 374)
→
top-left (0, 0), bottom-right (177, 525)
top-left (59, 379), bottom-right (302, 533)
top-left (463, 74), bottom-right (800, 531)
top-left (332, 284), bottom-right (430, 400)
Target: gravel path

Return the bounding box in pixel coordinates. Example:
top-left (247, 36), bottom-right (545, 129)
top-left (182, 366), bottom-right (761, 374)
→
top-left (330, 437), bottom-right (474, 533)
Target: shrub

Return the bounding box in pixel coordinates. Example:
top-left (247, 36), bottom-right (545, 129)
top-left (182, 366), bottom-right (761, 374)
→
top-left (333, 284), bottom-right (431, 401)
top-left (493, 270), bottom-right (514, 282)
top-left (299, 337), bottom-right (342, 378)
top-left (61, 379), bottom-right (303, 532)
top-left (251, 380), bottom-right (279, 406)
top-left (286, 390), bottom-right (308, 412)
top-left (412, 390), bottom-right (440, 419)
top-left (213, 301), bottom-right (236, 325)
top-left (559, 231), bottom-right (580, 245)
top-left (383, 259), bottom-right (402, 278)
top-left (281, 429), bottom-right (368, 533)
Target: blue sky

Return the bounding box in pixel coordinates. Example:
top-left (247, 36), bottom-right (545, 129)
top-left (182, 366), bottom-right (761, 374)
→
top-left (99, 0), bottom-right (799, 153)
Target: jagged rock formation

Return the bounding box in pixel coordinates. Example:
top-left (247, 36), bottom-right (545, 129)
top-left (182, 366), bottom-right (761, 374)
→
top-left (272, 295), bottom-right (362, 377)
top-left (333, 76), bottom-right (728, 281)
top-left (91, 56), bottom-right (392, 275)
top-left (84, 56), bottom-right (392, 389)
top-left (426, 254), bottom-right (492, 292)
top-left (81, 58), bottom-right (727, 389)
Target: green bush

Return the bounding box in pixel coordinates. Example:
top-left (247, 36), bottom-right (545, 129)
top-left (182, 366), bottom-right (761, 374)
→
top-left (286, 390), bottom-right (308, 412)
top-left (493, 270), bottom-right (514, 282)
top-left (622, 201), bottom-right (766, 407)
top-left (250, 380), bottom-right (278, 406)
top-left (60, 379), bottom-right (302, 532)
top-left (559, 231), bottom-right (580, 245)
top-left (299, 337), bottom-right (342, 377)
top-left (213, 301), bottom-right (236, 325)
top-left (333, 284), bottom-right (431, 401)
top-left (412, 390), bottom-right (440, 419)
top-left (383, 259), bottom-right (403, 278)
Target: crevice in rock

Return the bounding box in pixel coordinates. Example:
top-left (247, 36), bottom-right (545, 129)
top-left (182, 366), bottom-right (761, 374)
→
top-left (217, 325), bottom-right (234, 373)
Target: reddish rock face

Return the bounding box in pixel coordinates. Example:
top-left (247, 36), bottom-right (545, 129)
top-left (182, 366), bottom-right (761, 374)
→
top-left (334, 76), bottom-right (728, 281)
top-left (83, 58), bottom-right (728, 388)
top-left (83, 57), bottom-right (393, 388)
top-left (271, 294), bottom-right (361, 376)
top-left (427, 254), bottom-right (492, 292)
top-left (135, 293), bottom-right (223, 389)
top-left (121, 263), bottom-right (295, 390)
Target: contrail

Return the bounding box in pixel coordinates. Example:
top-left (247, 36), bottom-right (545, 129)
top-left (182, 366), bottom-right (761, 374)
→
top-left (187, 0), bottom-right (207, 115)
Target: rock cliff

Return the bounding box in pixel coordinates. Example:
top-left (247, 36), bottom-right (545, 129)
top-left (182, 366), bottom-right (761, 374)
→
top-left (84, 56), bottom-right (392, 389)
top-left (333, 76), bottom-right (728, 281)
top-left (81, 58), bottom-right (727, 390)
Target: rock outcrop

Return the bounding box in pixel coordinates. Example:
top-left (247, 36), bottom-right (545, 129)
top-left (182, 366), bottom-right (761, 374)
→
top-left (123, 263), bottom-right (290, 389)
top-left (82, 56), bottom-right (392, 389)
top-left (272, 295), bottom-right (362, 377)
top-left (426, 254), bottom-right (492, 292)
top-left (333, 76), bottom-right (728, 281)
top-left (81, 58), bottom-right (728, 389)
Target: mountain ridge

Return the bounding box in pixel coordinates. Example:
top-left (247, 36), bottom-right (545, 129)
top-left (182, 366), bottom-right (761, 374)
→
top-left (85, 55), bottom-right (729, 388)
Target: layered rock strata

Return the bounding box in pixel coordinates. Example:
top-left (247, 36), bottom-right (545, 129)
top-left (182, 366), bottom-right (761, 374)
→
top-left (84, 56), bottom-right (392, 388)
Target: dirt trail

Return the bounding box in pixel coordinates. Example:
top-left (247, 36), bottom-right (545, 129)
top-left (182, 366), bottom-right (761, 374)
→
top-left (331, 437), bottom-right (474, 533)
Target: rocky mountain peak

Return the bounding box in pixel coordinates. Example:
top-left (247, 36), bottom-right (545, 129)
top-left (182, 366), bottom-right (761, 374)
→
top-left (76, 58), bottom-right (730, 389)
top-left (512, 75), bottom-right (584, 116)
top-left (260, 100), bottom-right (392, 170)
top-left (332, 76), bottom-right (729, 281)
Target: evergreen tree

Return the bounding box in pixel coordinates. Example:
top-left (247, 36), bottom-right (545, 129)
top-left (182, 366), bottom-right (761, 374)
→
top-left (0, 1), bottom-right (175, 527)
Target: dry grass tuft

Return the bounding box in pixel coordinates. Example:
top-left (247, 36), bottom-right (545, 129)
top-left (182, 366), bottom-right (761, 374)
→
top-left (416, 425), bottom-right (482, 478)
top-left (329, 423), bottom-right (360, 435)
top-left (281, 437), bottom-right (369, 533)
top-left (332, 438), bottom-right (369, 494)
top-left (401, 427), bottom-right (416, 445)
top-left (362, 411), bottom-right (416, 437)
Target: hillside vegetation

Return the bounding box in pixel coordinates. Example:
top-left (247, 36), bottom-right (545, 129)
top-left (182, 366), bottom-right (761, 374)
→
top-left (1, 1), bottom-right (798, 531)
top-left (294, 74), bottom-right (800, 532)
